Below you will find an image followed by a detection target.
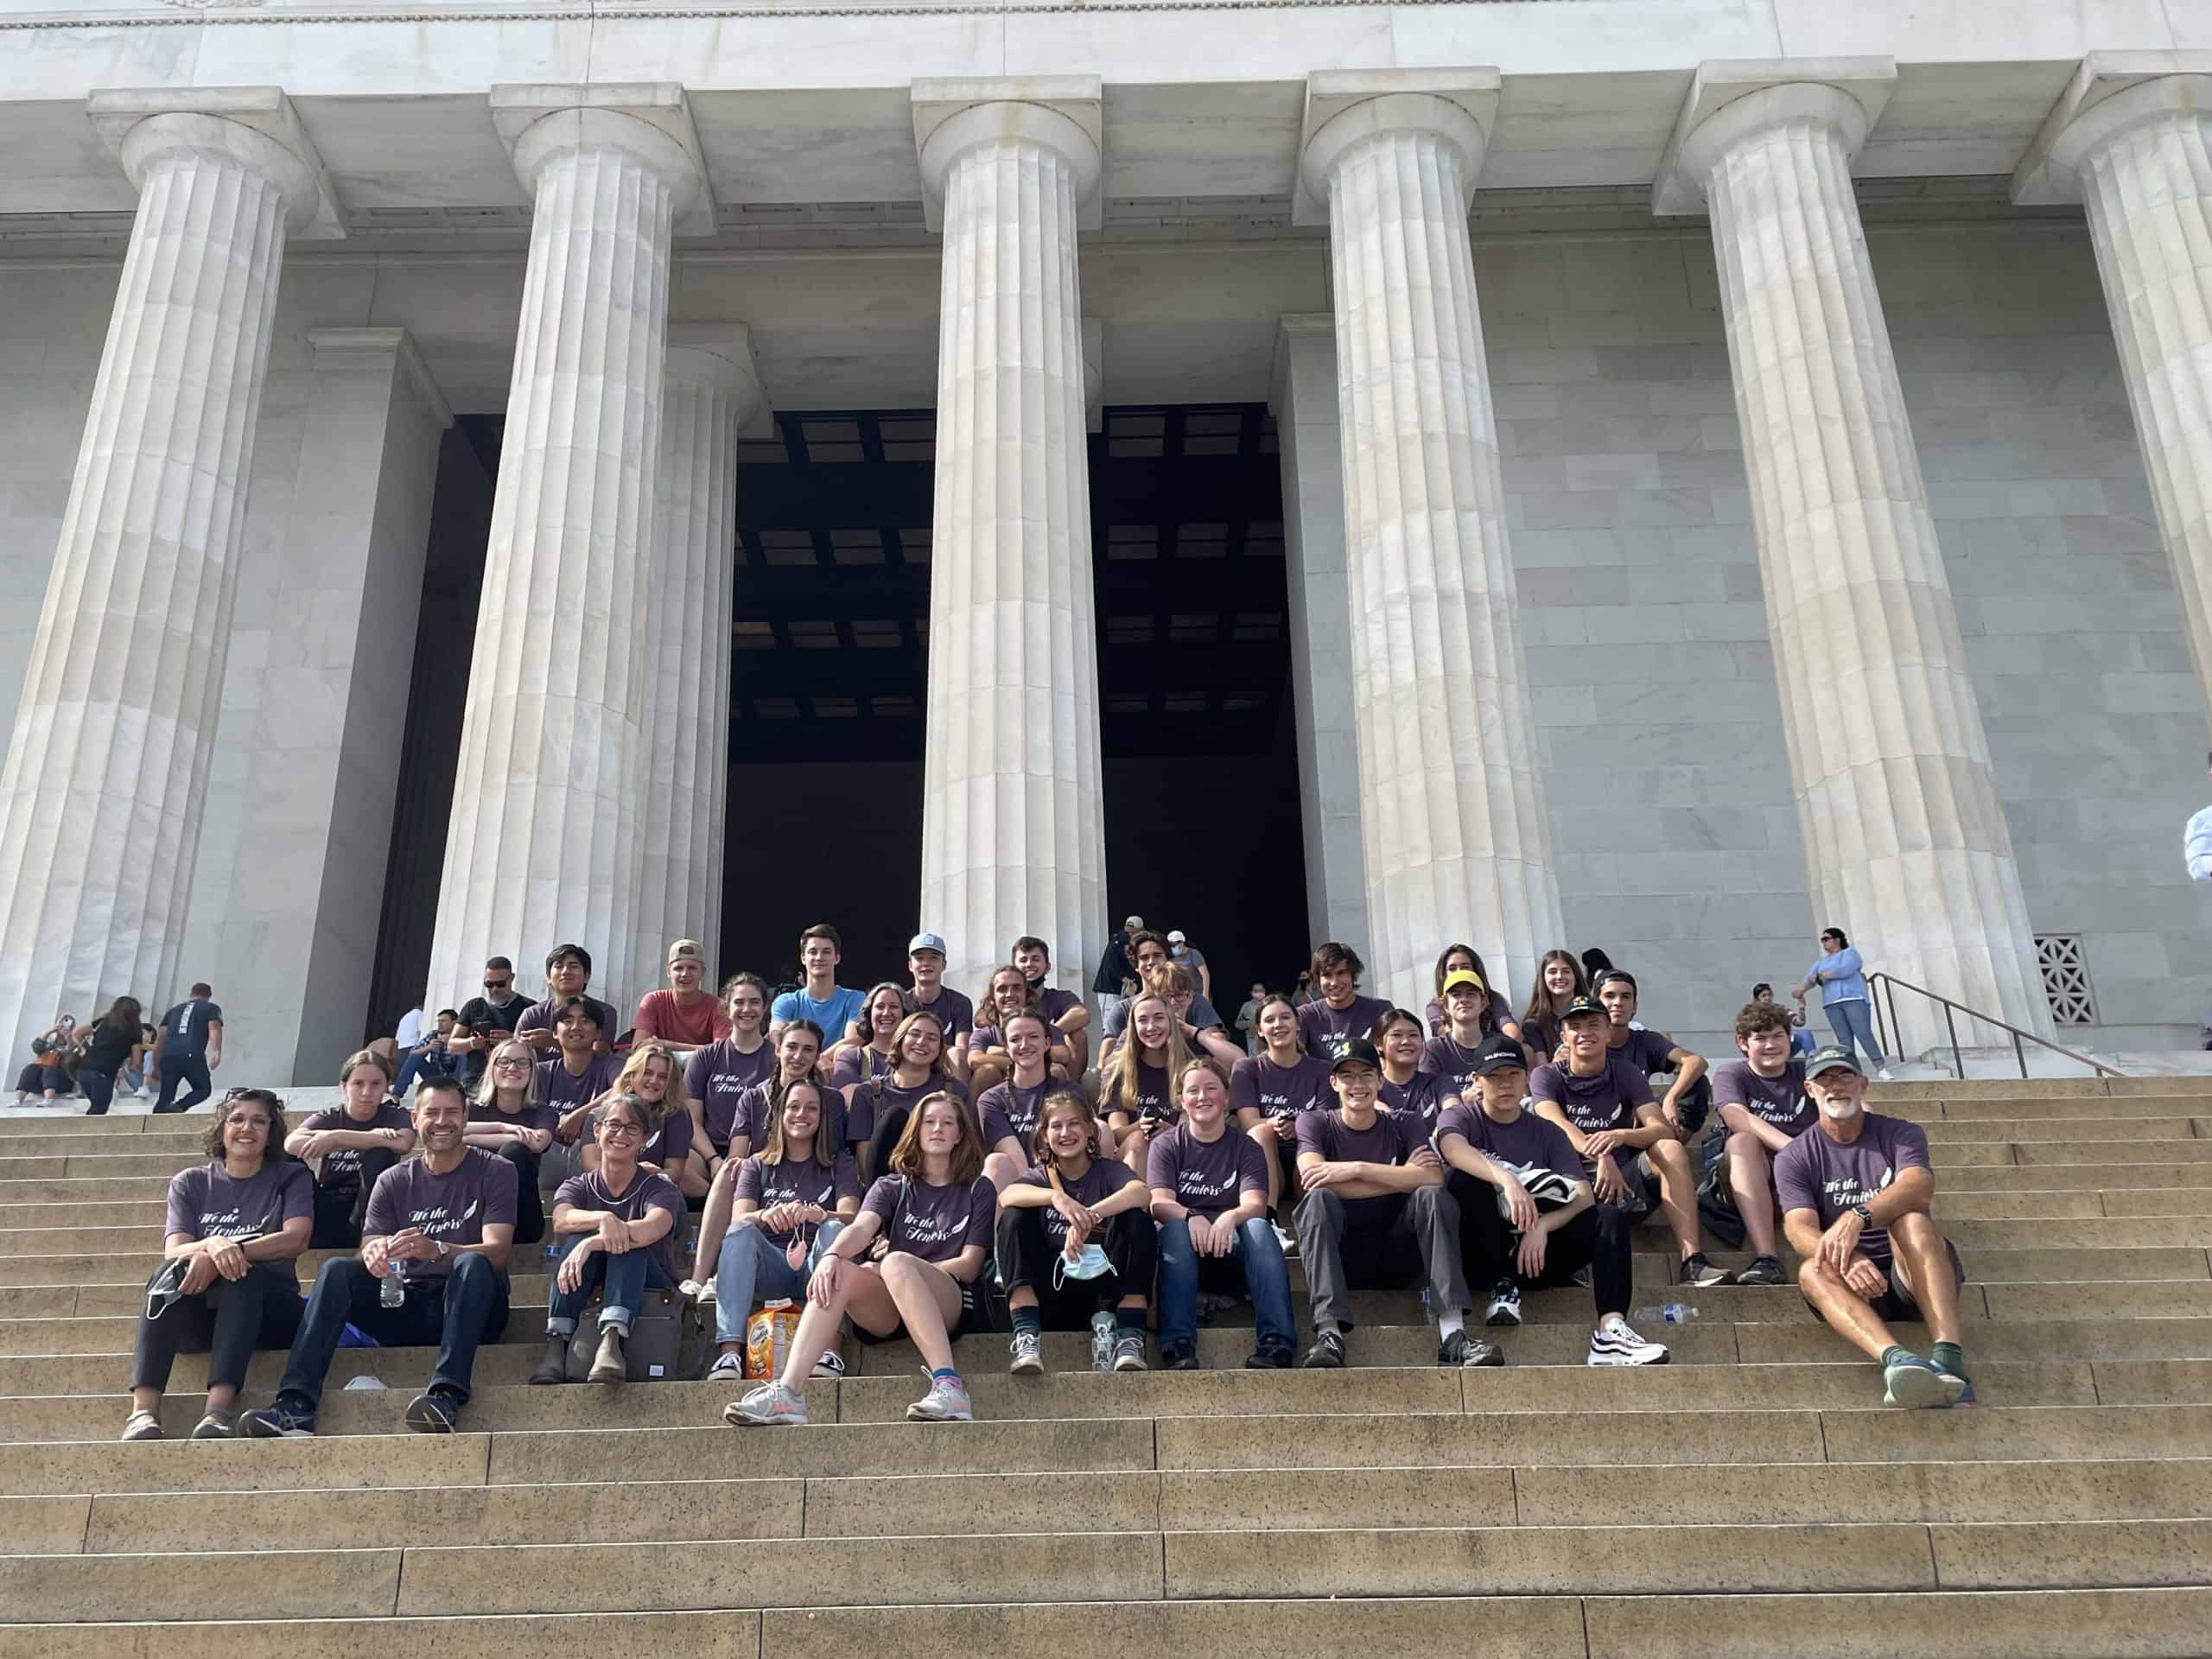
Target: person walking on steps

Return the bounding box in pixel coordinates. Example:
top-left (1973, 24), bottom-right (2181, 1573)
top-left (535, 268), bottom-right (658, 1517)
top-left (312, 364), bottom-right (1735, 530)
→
top-left (151, 983), bottom-right (223, 1115)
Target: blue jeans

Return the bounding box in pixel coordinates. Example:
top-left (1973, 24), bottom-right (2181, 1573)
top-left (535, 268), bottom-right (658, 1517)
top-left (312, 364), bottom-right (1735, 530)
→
top-left (1826, 998), bottom-right (1886, 1067)
top-left (393, 1046), bottom-right (461, 1099)
top-left (1155, 1214), bottom-right (1295, 1354)
top-left (714, 1219), bottom-right (844, 1344)
top-left (546, 1240), bottom-right (677, 1336)
top-left (278, 1252), bottom-right (509, 1408)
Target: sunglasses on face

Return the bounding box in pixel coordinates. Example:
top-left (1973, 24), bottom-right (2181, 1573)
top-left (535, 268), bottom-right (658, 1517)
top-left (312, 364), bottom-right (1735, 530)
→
top-left (485, 978), bottom-right (512, 991)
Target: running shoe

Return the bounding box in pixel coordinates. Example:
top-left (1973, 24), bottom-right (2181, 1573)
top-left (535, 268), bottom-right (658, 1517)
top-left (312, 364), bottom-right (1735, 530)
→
top-left (1588, 1319), bottom-right (1671, 1366)
top-left (906, 1370), bottom-right (974, 1422)
top-left (725, 1381), bottom-right (808, 1427)
top-left (1883, 1352), bottom-right (1967, 1409)
top-left (1008, 1328), bottom-right (1045, 1375)
top-left (1484, 1281), bottom-right (1523, 1327)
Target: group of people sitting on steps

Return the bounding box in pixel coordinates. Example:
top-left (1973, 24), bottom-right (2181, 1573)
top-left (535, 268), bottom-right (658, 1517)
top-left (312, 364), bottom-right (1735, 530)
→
top-left (117, 923), bottom-right (1976, 1442)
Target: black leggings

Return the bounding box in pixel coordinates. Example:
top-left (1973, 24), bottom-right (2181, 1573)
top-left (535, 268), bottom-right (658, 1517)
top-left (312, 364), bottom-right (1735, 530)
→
top-left (1449, 1170), bottom-right (1634, 1319)
top-left (130, 1264), bottom-right (303, 1395)
top-left (308, 1153), bottom-right (398, 1250)
top-left (498, 1142), bottom-right (546, 1244)
top-left (995, 1206), bottom-right (1159, 1328)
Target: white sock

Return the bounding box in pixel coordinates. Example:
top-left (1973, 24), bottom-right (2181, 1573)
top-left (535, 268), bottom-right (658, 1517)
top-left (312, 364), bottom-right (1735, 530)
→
top-left (1597, 1313), bottom-right (1625, 1333)
top-left (1437, 1310), bottom-right (1465, 1340)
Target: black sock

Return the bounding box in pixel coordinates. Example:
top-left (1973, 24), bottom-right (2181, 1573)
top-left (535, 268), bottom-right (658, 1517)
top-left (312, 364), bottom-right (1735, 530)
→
top-left (1012, 1307), bottom-right (1041, 1338)
top-left (1114, 1307), bottom-right (1147, 1338)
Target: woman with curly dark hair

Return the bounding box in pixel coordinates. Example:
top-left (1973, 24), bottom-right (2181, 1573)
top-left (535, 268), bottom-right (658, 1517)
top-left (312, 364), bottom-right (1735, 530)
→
top-left (125, 1088), bottom-right (311, 1440)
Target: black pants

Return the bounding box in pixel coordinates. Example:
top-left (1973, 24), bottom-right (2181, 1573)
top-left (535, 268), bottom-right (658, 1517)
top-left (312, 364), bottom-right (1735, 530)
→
top-left (276, 1254), bottom-right (510, 1408)
top-left (1449, 1170), bottom-right (1632, 1318)
top-left (864, 1103), bottom-right (910, 1186)
top-left (497, 1142), bottom-right (545, 1244)
top-left (153, 1055), bottom-right (213, 1114)
top-left (995, 1206), bottom-right (1159, 1329)
top-left (79, 1068), bottom-right (117, 1114)
top-left (130, 1264), bottom-right (303, 1395)
top-left (17, 1062), bottom-right (69, 1096)
top-left (308, 1155), bottom-right (397, 1250)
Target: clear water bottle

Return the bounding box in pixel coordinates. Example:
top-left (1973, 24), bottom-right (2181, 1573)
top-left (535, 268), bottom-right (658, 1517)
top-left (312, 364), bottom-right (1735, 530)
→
top-left (379, 1267), bottom-right (406, 1309)
top-left (1631, 1302), bottom-right (1698, 1325)
top-left (1090, 1310), bottom-right (1115, 1371)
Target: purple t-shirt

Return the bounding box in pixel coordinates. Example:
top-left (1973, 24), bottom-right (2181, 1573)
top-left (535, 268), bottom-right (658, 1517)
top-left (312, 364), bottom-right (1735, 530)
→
top-left (1530, 1055), bottom-right (1654, 1142)
top-left (734, 1149), bottom-right (861, 1247)
top-left (1298, 995), bottom-right (1390, 1061)
top-left (843, 1073), bottom-right (969, 1147)
top-left (903, 986), bottom-right (976, 1042)
top-left (1435, 1103), bottom-right (1585, 1190)
top-left (1036, 986), bottom-right (1083, 1026)
top-left (1420, 1032), bottom-right (1493, 1096)
top-left (165, 1160), bottom-right (314, 1284)
top-left (1380, 1069), bottom-right (1448, 1138)
top-left (830, 1044), bottom-right (897, 1090)
top-left (364, 1148), bottom-right (520, 1283)
top-left (515, 994), bottom-right (619, 1043)
top-left (1009, 1156), bottom-right (1141, 1247)
top-left (1102, 1060), bottom-right (1173, 1125)
top-left (535, 1054), bottom-right (619, 1117)
top-left (684, 1039), bottom-right (777, 1148)
top-left (1229, 1052), bottom-right (1332, 1131)
top-left (1146, 1122), bottom-right (1268, 1221)
top-left (474, 1089), bottom-right (558, 1136)
top-left (552, 1165), bottom-right (685, 1282)
top-left (1295, 1108), bottom-right (1428, 1225)
top-left (860, 1173), bottom-right (998, 1264)
top-left (976, 1076), bottom-right (1055, 1153)
top-left (1713, 1058), bottom-right (1815, 1138)
top-left (299, 1102), bottom-right (413, 1195)
top-left (1611, 1027), bottom-right (1683, 1074)
top-left (1773, 1112), bottom-right (1932, 1268)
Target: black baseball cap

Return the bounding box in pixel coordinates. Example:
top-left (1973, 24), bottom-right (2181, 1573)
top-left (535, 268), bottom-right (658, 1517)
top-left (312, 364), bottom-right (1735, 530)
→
top-left (1469, 1033), bottom-right (1529, 1077)
top-left (1560, 996), bottom-right (1605, 1022)
top-left (1331, 1037), bottom-right (1383, 1074)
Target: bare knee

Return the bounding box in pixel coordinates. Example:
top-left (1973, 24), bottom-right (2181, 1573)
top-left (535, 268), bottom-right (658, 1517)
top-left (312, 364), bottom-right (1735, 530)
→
top-left (1726, 1133), bottom-right (1768, 1168)
top-left (982, 1151), bottom-right (1023, 1191)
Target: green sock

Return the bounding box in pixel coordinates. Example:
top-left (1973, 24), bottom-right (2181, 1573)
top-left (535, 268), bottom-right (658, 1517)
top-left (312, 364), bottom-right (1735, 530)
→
top-left (1931, 1340), bottom-right (1966, 1377)
top-left (1880, 1344), bottom-right (1914, 1370)
top-left (1012, 1308), bottom-right (1041, 1339)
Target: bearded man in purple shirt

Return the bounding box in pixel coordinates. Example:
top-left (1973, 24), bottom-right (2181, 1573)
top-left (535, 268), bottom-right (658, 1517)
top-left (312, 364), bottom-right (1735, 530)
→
top-left (1775, 1046), bottom-right (1972, 1409)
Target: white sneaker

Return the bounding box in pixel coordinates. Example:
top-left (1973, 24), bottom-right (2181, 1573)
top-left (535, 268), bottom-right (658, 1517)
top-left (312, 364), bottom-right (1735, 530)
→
top-left (1272, 1222), bottom-right (1298, 1256)
top-left (1588, 1318), bottom-right (1670, 1367)
top-left (706, 1351), bottom-right (743, 1382)
top-left (723, 1381), bottom-right (807, 1427)
top-left (905, 1370), bottom-right (974, 1422)
top-left (1484, 1281), bottom-right (1522, 1328)
top-left (1876, 1068), bottom-right (1896, 1083)
top-left (810, 1350), bottom-right (846, 1380)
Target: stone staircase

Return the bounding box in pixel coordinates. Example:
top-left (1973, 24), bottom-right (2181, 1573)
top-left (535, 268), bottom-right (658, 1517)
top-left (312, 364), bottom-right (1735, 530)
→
top-left (1, 1075), bottom-right (2210, 1656)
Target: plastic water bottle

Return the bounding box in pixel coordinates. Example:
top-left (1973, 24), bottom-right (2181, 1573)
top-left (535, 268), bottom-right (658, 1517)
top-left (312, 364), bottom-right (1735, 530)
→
top-left (379, 1268), bottom-right (405, 1309)
top-left (1631, 1302), bottom-right (1699, 1325)
top-left (1090, 1310), bottom-right (1115, 1371)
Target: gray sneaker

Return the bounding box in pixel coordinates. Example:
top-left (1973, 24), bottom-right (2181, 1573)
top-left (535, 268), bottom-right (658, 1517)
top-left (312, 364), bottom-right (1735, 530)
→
top-left (724, 1381), bottom-right (808, 1427)
top-left (119, 1409), bottom-right (162, 1441)
top-left (1112, 1332), bottom-right (1147, 1372)
top-left (1007, 1328), bottom-right (1045, 1375)
top-left (905, 1370), bottom-right (974, 1422)
top-left (189, 1408), bottom-right (237, 1440)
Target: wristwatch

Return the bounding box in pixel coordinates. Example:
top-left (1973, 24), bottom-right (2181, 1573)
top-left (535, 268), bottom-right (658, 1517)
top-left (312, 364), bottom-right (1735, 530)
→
top-left (435, 1238), bottom-right (451, 1259)
top-left (1849, 1203), bottom-right (1872, 1223)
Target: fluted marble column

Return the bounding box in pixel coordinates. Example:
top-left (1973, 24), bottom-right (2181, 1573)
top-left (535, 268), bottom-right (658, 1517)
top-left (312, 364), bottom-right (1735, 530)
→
top-left (912, 83), bottom-right (1109, 1001)
top-left (1299, 73), bottom-right (1563, 1014)
top-left (2022, 62), bottom-right (2212, 718)
top-left (1671, 76), bottom-right (2050, 1048)
top-left (427, 90), bottom-right (707, 1013)
top-left (0, 90), bottom-right (337, 1064)
top-left (631, 325), bottom-right (762, 982)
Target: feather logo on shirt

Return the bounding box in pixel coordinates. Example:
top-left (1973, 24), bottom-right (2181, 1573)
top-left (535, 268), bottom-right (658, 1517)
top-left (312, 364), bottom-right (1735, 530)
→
top-left (462, 1200), bottom-right (480, 1221)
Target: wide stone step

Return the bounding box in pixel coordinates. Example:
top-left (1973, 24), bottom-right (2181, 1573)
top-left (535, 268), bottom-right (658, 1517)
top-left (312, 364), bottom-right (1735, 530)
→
top-left (1915, 1116), bottom-right (2202, 1142)
top-left (1942, 1162), bottom-right (2212, 1192)
top-left (0, 1179), bottom-right (172, 1205)
top-left (0, 1135), bottom-right (207, 1161)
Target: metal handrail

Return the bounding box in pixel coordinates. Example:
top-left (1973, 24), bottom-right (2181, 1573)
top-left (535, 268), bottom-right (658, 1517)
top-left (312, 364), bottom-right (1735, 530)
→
top-left (1865, 970), bottom-right (2123, 1081)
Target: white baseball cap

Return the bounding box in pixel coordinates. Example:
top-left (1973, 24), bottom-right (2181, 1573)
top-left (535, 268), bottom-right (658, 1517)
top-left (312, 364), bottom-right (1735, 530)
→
top-left (1167, 930), bottom-right (1186, 944)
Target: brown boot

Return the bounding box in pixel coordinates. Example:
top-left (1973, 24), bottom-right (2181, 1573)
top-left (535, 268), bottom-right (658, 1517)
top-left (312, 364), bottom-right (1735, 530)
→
top-left (588, 1325), bottom-right (627, 1384)
top-left (528, 1333), bottom-right (569, 1385)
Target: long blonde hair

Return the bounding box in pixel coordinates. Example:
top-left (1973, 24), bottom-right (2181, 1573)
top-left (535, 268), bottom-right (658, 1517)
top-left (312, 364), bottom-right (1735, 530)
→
top-left (1103, 991), bottom-right (1193, 1119)
top-left (474, 1037), bottom-right (540, 1114)
top-left (609, 1040), bottom-right (681, 1123)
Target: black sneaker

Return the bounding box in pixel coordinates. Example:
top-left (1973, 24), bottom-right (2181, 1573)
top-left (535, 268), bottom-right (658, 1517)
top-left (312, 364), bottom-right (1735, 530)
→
top-left (1438, 1329), bottom-right (1505, 1367)
top-left (240, 1398), bottom-right (317, 1439)
top-left (1243, 1343), bottom-right (1294, 1370)
top-left (1300, 1330), bottom-right (1345, 1369)
top-left (1734, 1253), bottom-right (1785, 1287)
top-left (404, 1389), bottom-right (462, 1433)
top-left (1681, 1252), bottom-right (1728, 1287)
top-left (1161, 1344), bottom-right (1200, 1370)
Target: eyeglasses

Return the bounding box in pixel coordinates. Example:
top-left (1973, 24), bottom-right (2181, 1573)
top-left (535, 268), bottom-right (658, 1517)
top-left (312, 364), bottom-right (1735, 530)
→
top-left (598, 1120), bottom-right (642, 1139)
top-left (492, 1056), bottom-right (531, 1071)
top-left (223, 1113), bottom-right (272, 1130)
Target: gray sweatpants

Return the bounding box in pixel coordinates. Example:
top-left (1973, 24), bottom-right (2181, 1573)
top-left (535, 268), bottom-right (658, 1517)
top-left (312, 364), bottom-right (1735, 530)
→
top-left (1294, 1183), bottom-right (1471, 1332)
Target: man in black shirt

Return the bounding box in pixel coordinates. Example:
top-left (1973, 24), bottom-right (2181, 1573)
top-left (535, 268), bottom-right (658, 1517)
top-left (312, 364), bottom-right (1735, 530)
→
top-left (151, 983), bottom-right (223, 1115)
top-left (451, 957), bottom-right (528, 1087)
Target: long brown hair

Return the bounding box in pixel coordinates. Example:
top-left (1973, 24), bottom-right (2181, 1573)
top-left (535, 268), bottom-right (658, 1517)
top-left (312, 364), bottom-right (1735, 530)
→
top-left (1522, 948), bottom-right (1586, 1032)
top-left (760, 1077), bottom-right (836, 1170)
top-left (887, 1089), bottom-right (985, 1185)
top-left (1103, 991), bottom-right (1194, 1119)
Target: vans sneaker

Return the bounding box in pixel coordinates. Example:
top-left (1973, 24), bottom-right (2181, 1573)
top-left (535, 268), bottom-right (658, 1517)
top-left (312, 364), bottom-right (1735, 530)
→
top-left (1007, 1328), bottom-right (1046, 1375)
top-left (810, 1350), bottom-right (846, 1380)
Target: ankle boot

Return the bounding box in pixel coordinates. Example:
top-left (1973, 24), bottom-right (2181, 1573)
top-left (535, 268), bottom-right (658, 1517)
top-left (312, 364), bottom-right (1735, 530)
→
top-left (528, 1332), bottom-right (569, 1385)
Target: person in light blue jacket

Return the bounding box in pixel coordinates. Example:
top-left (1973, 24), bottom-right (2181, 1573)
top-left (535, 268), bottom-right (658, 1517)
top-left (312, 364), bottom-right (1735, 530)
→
top-left (1791, 928), bottom-right (1893, 1080)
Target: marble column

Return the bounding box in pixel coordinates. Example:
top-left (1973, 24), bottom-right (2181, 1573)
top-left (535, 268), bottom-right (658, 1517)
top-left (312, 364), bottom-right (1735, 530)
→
top-left (632, 324), bottom-right (763, 983)
top-left (2018, 58), bottom-right (2212, 721)
top-left (0, 89), bottom-right (339, 1065)
top-left (1270, 315), bottom-right (1371, 950)
top-left (912, 79), bottom-right (1109, 1002)
top-left (427, 88), bottom-right (709, 1015)
top-left (1297, 71), bottom-right (1564, 1014)
top-left (1666, 68), bottom-right (2051, 1048)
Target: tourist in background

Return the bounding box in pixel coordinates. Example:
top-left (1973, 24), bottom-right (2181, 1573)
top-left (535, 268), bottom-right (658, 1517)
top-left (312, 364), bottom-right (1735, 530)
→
top-left (1167, 930), bottom-right (1211, 1001)
top-left (450, 956), bottom-right (528, 1088)
top-left (1791, 927), bottom-right (1895, 1082)
top-left (150, 982), bottom-right (222, 1114)
top-left (74, 995), bottom-right (143, 1116)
